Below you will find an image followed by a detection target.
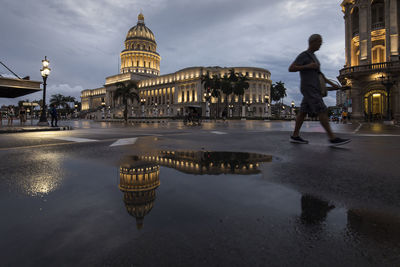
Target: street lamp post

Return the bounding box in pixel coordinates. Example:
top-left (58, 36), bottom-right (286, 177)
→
top-left (378, 74), bottom-right (396, 121)
top-left (155, 103), bottom-right (158, 117)
top-left (246, 100), bottom-right (250, 118)
top-left (264, 95), bottom-right (270, 119)
top-left (204, 90), bottom-right (211, 118)
top-left (228, 104), bottom-right (233, 118)
top-left (291, 101), bottom-right (295, 120)
top-left (38, 56), bottom-right (51, 126)
top-left (140, 98), bottom-right (146, 117)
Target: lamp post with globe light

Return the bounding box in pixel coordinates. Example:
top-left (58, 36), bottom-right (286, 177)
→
top-left (204, 91), bottom-right (211, 118)
top-left (264, 95), bottom-right (270, 119)
top-left (140, 98), bottom-right (146, 117)
top-left (38, 56), bottom-right (51, 125)
top-left (291, 101), bottom-right (295, 120)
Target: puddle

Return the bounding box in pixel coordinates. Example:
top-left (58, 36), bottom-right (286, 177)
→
top-left (118, 151), bottom-right (273, 229)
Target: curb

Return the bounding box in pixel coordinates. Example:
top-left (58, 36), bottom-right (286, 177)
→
top-left (0, 126), bottom-right (73, 134)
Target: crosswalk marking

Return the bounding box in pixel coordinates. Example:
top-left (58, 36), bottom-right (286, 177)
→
top-left (110, 137), bottom-right (138, 147)
top-left (210, 131), bottom-right (227, 135)
top-left (356, 134), bottom-right (400, 137)
top-left (52, 137), bottom-right (98, 143)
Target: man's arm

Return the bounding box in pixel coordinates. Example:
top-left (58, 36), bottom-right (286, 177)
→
top-left (288, 62), bottom-right (319, 72)
top-left (324, 76), bottom-right (341, 89)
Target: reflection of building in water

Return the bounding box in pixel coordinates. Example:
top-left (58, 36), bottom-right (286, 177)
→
top-left (119, 161), bottom-right (160, 229)
top-left (300, 194), bottom-right (335, 225)
top-left (136, 151), bottom-right (272, 175)
top-left (347, 209), bottom-right (400, 242)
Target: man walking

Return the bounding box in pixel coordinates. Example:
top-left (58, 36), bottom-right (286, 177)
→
top-left (288, 34), bottom-right (350, 147)
top-left (50, 104), bottom-right (58, 127)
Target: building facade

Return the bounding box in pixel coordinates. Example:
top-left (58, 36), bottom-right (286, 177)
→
top-left (81, 13), bottom-right (272, 118)
top-left (338, 0), bottom-right (400, 121)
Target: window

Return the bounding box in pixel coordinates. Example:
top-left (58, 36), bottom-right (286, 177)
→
top-left (351, 7), bottom-right (359, 35)
top-left (371, 0), bottom-right (385, 28)
top-left (372, 45), bottom-right (385, 63)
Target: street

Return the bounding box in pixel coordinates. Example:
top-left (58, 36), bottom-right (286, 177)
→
top-left (0, 120), bottom-right (400, 266)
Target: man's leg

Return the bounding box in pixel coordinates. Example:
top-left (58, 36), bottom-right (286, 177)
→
top-left (318, 112), bottom-right (335, 140)
top-left (292, 112), bottom-right (307, 137)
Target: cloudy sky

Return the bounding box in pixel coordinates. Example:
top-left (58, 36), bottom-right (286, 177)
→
top-left (0, 0), bottom-right (345, 106)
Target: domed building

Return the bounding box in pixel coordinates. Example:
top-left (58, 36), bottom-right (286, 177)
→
top-left (120, 13), bottom-right (160, 76)
top-left (81, 13), bottom-right (272, 119)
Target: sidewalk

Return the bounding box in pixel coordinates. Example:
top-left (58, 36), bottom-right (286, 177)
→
top-left (0, 120), bottom-right (72, 134)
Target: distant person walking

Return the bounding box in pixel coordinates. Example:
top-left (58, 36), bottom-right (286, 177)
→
top-left (19, 106), bottom-right (27, 126)
top-left (7, 106), bottom-right (15, 126)
top-left (288, 34), bottom-right (350, 146)
top-left (50, 104), bottom-right (58, 127)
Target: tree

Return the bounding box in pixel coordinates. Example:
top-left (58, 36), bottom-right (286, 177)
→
top-left (221, 73), bottom-right (233, 112)
top-left (271, 81), bottom-right (287, 103)
top-left (211, 74), bottom-right (221, 118)
top-left (113, 81), bottom-right (139, 124)
top-left (201, 72), bottom-right (223, 118)
top-left (233, 71), bottom-right (249, 112)
top-left (50, 94), bottom-right (67, 109)
top-left (271, 81), bottom-right (287, 118)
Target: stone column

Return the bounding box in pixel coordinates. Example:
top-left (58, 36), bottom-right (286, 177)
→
top-left (350, 80), bottom-right (364, 119)
top-left (344, 4), bottom-right (352, 67)
top-left (389, 0), bottom-right (399, 60)
top-left (358, 3), bottom-right (369, 64)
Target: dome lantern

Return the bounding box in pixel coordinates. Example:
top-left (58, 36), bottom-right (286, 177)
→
top-left (138, 13), bottom-right (144, 24)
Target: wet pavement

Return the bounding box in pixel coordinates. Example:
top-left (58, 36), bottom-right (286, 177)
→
top-left (0, 120), bottom-right (400, 266)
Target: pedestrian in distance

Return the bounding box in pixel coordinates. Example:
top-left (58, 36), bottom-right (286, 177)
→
top-left (7, 106), bottom-right (15, 126)
top-left (19, 106), bottom-right (27, 126)
top-left (50, 104), bottom-right (58, 127)
top-left (288, 34), bottom-right (351, 147)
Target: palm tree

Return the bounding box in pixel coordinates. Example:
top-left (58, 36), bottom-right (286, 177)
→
top-left (50, 94), bottom-right (66, 109)
top-left (271, 81), bottom-right (287, 118)
top-left (233, 71), bottom-right (249, 116)
top-left (211, 74), bottom-right (221, 118)
top-left (113, 81), bottom-right (139, 123)
top-left (201, 71), bottom-right (214, 117)
top-left (63, 96), bottom-right (76, 114)
top-left (221, 73), bottom-right (233, 114)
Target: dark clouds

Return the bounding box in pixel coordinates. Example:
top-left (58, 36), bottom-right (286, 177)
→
top-left (0, 0), bottom-right (344, 106)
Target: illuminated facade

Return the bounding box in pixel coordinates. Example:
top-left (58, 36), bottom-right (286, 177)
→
top-left (81, 13), bottom-right (272, 118)
top-left (338, 0), bottom-right (400, 121)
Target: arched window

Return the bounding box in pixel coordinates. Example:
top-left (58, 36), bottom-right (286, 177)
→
top-left (371, 0), bottom-right (385, 29)
top-left (351, 7), bottom-right (359, 36)
top-left (372, 45), bottom-right (385, 63)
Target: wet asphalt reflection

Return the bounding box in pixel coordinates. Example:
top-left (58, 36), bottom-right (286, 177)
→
top-left (1, 150), bottom-right (400, 266)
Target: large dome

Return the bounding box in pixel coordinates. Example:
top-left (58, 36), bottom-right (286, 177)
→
top-left (125, 13), bottom-right (156, 42)
top-left (120, 13), bottom-right (161, 76)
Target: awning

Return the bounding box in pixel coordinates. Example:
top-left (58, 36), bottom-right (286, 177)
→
top-left (0, 77), bottom-right (42, 98)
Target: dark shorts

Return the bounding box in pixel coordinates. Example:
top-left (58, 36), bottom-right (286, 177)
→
top-left (300, 89), bottom-right (327, 115)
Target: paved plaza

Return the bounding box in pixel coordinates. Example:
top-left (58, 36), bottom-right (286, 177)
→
top-left (0, 120), bottom-right (400, 266)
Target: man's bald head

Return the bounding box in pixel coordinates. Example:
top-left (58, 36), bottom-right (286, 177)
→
top-left (308, 34), bottom-right (323, 52)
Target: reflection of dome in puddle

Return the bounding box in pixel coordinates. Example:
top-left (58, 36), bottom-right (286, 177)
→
top-left (137, 151), bottom-right (272, 175)
top-left (119, 161), bottom-right (160, 229)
